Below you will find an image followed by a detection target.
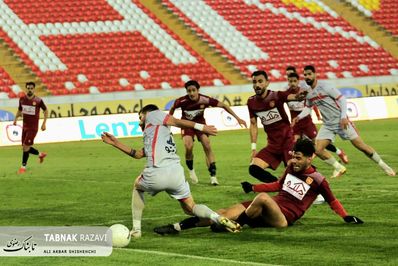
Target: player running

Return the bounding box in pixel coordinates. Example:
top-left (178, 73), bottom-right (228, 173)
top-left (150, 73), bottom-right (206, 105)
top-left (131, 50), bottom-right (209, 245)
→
top-left (154, 139), bottom-right (363, 235)
top-left (295, 65), bottom-right (395, 177)
top-left (13, 82), bottom-right (48, 174)
top-left (101, 104), bottom-right (241, 238)
top-left (169, 80), bottom-right (247, 185)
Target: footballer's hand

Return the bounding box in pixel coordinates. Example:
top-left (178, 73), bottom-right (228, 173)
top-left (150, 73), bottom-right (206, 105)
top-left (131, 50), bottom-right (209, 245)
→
top-left (344, 215), bottom-right (364, 224)
top-left (101, 132), bottom-right (118, 145)
top-left (295, 90), bottom-right (308, 101)
top-left (13, 120), bottom-right (17, 126)
top-left (41, 123), bottom-right (46, 131)
top-left (237, 118), bottom-right (247, 128)
top-left (241, 181), bottom-right (253, 193)
top-left (340, 118), bottom-right (349, 130)
top-left (203, 125), bottom-right (217, 136)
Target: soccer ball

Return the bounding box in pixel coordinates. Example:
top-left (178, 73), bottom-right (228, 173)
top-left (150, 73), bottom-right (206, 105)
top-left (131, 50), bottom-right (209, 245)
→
top-left (110, 224), bottom-right (131, 248)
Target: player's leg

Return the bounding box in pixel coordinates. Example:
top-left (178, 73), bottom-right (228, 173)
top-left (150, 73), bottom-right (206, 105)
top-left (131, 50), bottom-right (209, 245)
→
top-left (130, 175), bottom-right (146, 238)
top-left (182, 132), bottom-right (198, 184)
top-left (315, 126), bottom-right (346, 178)
top-left (325, 143), bottom-right (348, 164)
top-left (249, 149), bottom-right (279, 183)
top-left (241, 193), bottom-right (288, 228)
top-left (198, 134), bottom-right (218, 185)
top-left (350, 136), bottom-right (396, 176)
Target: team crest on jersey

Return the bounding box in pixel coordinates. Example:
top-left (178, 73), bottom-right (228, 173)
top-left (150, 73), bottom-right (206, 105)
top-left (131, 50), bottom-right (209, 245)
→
top-left (282, 173), bottom-right (310, 200)
top-left (305, 177), bottom-right (313, 185)
top-left (256, 108), bottom-right (282, 126)
top-left (32, 102), bottom-right (36, 106)
top-left (269, 100), bottom-right (275, 108)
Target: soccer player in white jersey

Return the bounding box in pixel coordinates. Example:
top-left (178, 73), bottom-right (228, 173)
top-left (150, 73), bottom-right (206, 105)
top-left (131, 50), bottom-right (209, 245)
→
top-left (295, 65), bottom-right (395, 177)
top-left (101, 104), bottom-right (241, 238)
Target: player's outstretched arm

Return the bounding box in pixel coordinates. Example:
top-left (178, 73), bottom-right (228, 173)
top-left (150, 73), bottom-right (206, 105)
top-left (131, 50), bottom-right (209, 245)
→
top-left (101, 132), bottom-right (144, 159)
top-left (166, 116), bottom-right (217, 136)
top-left (41, 109), bottom-right (48, 131)
top-left (217, 102), bottom-right (247, 128)
top-left (13, 110), bottom-right (22, 125)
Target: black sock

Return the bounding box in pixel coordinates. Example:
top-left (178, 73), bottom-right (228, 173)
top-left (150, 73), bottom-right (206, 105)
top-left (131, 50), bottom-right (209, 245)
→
top-left (249, 165), bottom-right (278, 183)
top-left (179, 216), bottom-right (200, 230)
top-left (236, 212), bottom-right (250, 226)
top-left (28, 147), bottom-right (39, 155)
top-left (326, 144), bottom-right (337, 153)
top-left (186, 160), bottom-right (194, 170)
top-left (208, 162), bottom-right (216, 177)
top-left (22, 152), bottom-right (29, 166)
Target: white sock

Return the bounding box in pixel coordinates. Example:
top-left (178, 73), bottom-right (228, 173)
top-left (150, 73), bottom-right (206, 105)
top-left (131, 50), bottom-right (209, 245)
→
top-left (192, 204), bottom-right (220, 223)
top-left (324, 157), bottom-right (343, 169)
top-left (132, 189), bottom-right (145, 231)
top-left (371, 152), bottom-right (392, 170)
top-left (336, 148), bottom-right (342, 155)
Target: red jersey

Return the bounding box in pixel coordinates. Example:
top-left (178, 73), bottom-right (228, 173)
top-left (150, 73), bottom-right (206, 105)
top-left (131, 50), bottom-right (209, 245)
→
top-left (247, 90), bottom-right (293, 149)
top-left (253, 165), bottom-right (347, 224)
top-left (172, 94), bottom-right (219, 124)
top-left (18, 95), bottom-right (47, 130)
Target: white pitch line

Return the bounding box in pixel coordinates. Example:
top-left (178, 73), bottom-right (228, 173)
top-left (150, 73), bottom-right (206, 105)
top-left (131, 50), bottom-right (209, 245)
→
top-left (117, 248), bottom-right (282, 266)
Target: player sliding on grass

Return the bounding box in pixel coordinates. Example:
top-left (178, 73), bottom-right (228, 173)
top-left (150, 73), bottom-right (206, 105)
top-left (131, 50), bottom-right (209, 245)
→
top-left (154, 139), bottom-right (363, 235)
top-left (295, 65), bottom-right (395, 177)
top-left (101, 104), bottom-right (241, 238)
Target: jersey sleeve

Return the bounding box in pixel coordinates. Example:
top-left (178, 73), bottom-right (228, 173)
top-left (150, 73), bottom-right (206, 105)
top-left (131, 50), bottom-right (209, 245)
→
top-left (277, 91), bottom-right (289, 102)
top-left (208, 96), bottom-right (219, 107)
top-left (253, 181), bottom-right (282, 192)
top-left (324, 83), bottom-right (342, 100)
top-left (39, 99), bottom-right (47, 111)
top-left (18, 98), bottom-right (22, 111)
top-left (172, 98), bottom-right (181, 109)
top-left (247, 99), bottom-right (256, 119)
top-left (146, 110), bottom-right (170, 126)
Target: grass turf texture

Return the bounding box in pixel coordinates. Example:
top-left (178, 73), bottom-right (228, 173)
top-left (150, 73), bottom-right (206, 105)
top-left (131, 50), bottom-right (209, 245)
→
top-left (0, 119), bottom-right (397, 265)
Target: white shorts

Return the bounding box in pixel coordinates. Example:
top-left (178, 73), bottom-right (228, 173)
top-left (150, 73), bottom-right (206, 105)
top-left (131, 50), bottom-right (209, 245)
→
top-left (137, 163), bottom-right (191, 200)
top-left (316, 123), bottom-right (359, 141)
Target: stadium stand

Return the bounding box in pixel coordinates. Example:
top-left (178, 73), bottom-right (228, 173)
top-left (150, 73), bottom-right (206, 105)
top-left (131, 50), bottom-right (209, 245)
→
top-left (0, 66), bottom-right (20, 99)
top-left (0, 0), bottom-right (397, 96)
top-left (346, 0), bottom-right (398, 36)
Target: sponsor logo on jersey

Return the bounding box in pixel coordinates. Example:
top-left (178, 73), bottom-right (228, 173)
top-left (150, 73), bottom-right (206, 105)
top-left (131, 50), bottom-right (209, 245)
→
top-left (21, 105), bottom-right (36, 115)
top-left (282, 173), bottom-right (310, 200)
top-left (184, 109), bottom-right (203, 120)
top-left (256, 108), bottom-right (282, 126)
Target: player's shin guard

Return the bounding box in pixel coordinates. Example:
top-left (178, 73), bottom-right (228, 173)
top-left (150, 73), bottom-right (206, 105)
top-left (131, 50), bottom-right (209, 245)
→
top-left (132, 189), bottom-right (145, 232)
top-left (208, 162), bottom-right (216, 176)
top-left (192, 204), bottom-right (219, 223)
top-left (186, 160), bottom-right (194, 170)
top-left (325, 144), bottom-right (337, 153)
top-left (28, 147), bottom-right (39, 155)
top-left (248, 165), bottom-right (278, 183)
top-left (179, 216), bottom-right (201, 230)
top-left (22, 151), bottom-right (29, 166)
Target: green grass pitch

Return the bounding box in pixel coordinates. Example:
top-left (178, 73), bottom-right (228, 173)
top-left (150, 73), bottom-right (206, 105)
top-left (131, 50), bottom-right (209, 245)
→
top-left (0, 118), bottom-right (397, 265)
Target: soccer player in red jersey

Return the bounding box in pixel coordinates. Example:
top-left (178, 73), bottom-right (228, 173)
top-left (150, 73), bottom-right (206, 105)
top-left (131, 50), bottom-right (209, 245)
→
top-left (153, 139), bottom-right (363, 235)
top-left (13, 82), bottom-right (48, 174)
top-left (169, 80), bottom-right (247, 185)
top-left (247, 70), bottom-right (306, 183)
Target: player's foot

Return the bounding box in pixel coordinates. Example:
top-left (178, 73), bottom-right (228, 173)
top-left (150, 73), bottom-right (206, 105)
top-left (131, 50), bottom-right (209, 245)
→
top-left (383, 166), bottom-right (396, 176)
top-left (153, 224), bottom-right (179, 236)
top-left (313, 194), bottom-right (325, 205)
top-left (39, 152), bottom-right (47, 163)
top-left (17, 167), bottom-right (26, 174)
top-left (189, 169), bottom-right (198, 184)
top-left (210, 176), bottom-right (219, 186)
top-left (331, 166), bottom-right (346, 178)
top-left (130, 230), bottom-right (142, 238)
top-left (337, 149), bottom-right (349, 164)
top-left (217, 217), bottom-right (241, 233)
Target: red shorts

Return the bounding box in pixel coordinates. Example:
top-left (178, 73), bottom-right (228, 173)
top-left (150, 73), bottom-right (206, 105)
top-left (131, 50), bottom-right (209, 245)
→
top-left (255, 126), bottom-right (294, 170)
top-left (22, 128), bottom-right (38, 146)
top-left (293, 116), bottom-right (317, 139)
top-left (181, 128), bottom-right (207, 141)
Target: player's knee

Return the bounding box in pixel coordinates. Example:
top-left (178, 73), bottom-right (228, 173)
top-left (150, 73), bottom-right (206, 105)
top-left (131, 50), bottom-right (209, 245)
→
top-left (275, 221), bottom-right (288, 228)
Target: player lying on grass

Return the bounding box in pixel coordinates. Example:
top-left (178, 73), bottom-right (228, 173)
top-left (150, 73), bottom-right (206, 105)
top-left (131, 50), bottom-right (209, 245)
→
top-left (154, 139), bottom-right (363, 235)
top-left (101, 104), bottom-right (241, 238)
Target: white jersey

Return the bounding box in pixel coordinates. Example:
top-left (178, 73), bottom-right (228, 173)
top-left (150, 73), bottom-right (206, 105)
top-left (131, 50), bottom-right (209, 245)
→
top-left (143, 110), bottom-right (180, 168)
top-left (282, 80), bottom-right (310, 113)
top-left (304, 80), bottom-right (345, 126)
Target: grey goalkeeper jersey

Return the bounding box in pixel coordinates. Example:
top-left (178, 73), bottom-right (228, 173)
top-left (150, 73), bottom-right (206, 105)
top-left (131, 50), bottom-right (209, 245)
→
top-left (305, 80), bottom-right (346, 126)
top-left (143, 110), bottom-right (180, 168)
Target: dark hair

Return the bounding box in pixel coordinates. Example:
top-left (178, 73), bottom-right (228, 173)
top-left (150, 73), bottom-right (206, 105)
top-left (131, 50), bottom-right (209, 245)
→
top-left (304, 65), bottom-right (316, 73)
top-left (287, 72), bottom-right (299, 79)
top-left (26, 82), bottom-right (35, 88)
top-left (286, 66), bottom-right (296, 72)
top-left (184, 80), bottom-right (200, 90)
top-left (139, 104), bottom-right (159, 114)
top-left (293, 139), bottom-right (315, 157)
top-left (251, 70), bottom-right (268, 80)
